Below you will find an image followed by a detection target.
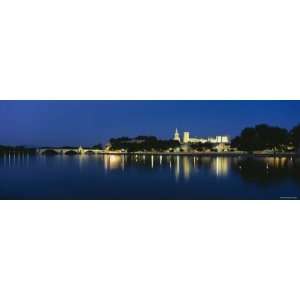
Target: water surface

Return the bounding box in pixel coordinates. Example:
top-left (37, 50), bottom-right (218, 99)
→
top-left (1, 154), bottom-right (300, 199)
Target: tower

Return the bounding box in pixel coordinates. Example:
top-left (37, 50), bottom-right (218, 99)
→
top-left (173, 128), bottom-right (181, 142)
top-left (183, 132), bottom-right (190, 143)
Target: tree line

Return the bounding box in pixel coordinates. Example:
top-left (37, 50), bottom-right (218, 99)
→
top-left (109, 136), bottom-right (180, 152)
top-left (231, 123), bottom-right (300, 152)
top-left (0, 145), bottom-right (36, 154)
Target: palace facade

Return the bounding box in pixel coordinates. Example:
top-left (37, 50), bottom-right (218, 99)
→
top-left (173, 129), bottom-right (230, 145)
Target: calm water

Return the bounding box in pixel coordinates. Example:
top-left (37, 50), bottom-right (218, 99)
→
top-left (1, 154), bottom-right (300, 199)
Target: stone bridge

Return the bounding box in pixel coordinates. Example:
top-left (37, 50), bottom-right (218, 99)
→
top-left (37, 147), bottom-right (104, 155)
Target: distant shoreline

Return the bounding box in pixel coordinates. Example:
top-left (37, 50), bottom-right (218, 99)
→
top-left (1, 150), bottom-right (298, 158)
top-left (102, 151), bottom-right (299, 157)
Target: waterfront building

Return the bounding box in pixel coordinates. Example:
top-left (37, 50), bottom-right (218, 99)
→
top-left (189, 137), bottom-right (208, 143)
top-left (183, 132), bottom-right (190, 143)
top-left (209, 136), bottom-right (230, 143)
top-left (173, 129), bottom-right (230, 145)
top-left (173, 128), bottom-right (181, 142)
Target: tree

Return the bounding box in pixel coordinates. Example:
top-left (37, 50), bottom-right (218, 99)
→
top-left (236, 127), bottom-right (258, 151)
top-left (135, 136), bottom-right (157, 141)
top-left (270, 127), bottom-right (289, 150)
top-left (233, 124), bottom-right (289, 152)
top-left (290, 124), bottom-right (300, 150)
top-left (190, 142), bottom-right (204, 151)
top-left (230, 136), bottom-right (241, 149)
top-left (109, 136), bottom-right (180, 152)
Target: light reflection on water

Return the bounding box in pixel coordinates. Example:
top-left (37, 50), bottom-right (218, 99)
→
top-left (213, 157), bottom-right (229, 177)
top-left (91, 154), bottom-right (229, 180)
top-left (103, 154), bottom-right (124, 171)
top-left (0, 153), bottom-right (298, 179)
top-left (0, 153), bottom-right (300, 199)
top-left (1, 152), bottom-right (31, 169)
top-left (69, 154), bottom-right (298, 181)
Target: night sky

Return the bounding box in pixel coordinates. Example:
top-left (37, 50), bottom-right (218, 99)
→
top-left (1, 100), bottom-right (299, 147)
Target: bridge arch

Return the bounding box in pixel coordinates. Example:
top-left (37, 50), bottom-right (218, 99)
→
top-left (63, 149), bottom-right (79, 155)
top-left (39, 149), bottom-right (59, 155)
top-left (38, 148), bottom-right (104, 155)
top-left (84, 150), bottom-right (96, 155)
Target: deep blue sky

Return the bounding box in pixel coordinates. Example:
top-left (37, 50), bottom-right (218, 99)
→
top-left (1, 100), bottom-right (299, 147)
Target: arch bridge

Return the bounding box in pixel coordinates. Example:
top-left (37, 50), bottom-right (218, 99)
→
top-left (37, 147), bottom-right (104, 155)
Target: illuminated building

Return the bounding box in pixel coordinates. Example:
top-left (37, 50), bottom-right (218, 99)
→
top-left (183, 132), bottom-right (190, 143)
top-left (173, 129), bottom-right (230, 145)
top-left (173, 128), bottom-right (181, 142)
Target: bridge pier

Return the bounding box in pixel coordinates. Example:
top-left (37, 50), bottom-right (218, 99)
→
top-left (38, 148), bottom-right (104, 155)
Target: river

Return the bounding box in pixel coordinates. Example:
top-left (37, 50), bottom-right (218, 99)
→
top-left (1, 154), bottom-right (299, 199)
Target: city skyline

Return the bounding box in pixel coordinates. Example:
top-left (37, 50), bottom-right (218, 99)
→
top-left (1, 100), bottom-right (300, 147)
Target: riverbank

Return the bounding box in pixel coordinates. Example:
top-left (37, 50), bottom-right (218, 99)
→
top-left (1, 150), bottom-right (298, 158)
top-left (102, 151), bottom-right (299, 157)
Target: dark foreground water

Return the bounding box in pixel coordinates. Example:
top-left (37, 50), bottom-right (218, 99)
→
top-left (1, 154), bottom-right (300, 199)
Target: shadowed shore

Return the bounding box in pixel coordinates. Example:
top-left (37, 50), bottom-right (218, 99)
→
top-left (102, 151), bottom-right (299, 157)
